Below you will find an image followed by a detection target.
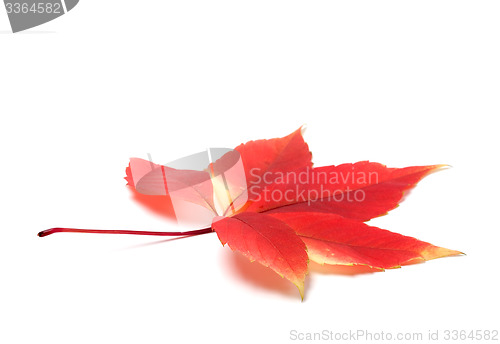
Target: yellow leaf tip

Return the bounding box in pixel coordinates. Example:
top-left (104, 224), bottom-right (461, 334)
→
top-left (421, 246), bottom-right (464, 260)
top-left (425, 164), bottom-right (451, 176)
top-left (295, 281), bottom-right (305, 301)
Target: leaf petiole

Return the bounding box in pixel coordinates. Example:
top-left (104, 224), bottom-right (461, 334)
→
top-left (38, 227), bottom-right (213, 238)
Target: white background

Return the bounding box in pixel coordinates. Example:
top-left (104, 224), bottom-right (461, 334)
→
top-left (1, 1), bottom-right (499, 343)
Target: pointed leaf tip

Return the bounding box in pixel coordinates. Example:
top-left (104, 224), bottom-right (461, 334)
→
top-left (420, 246), bottom-right (464, 261)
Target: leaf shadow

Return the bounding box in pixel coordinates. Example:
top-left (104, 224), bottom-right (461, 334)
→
top-left (219, 253), bottom-right (388, 300)
top-left (128, 187), bottom-right (177, 221)
top-left (116, 235), bottom-right (194, 251)
top-left (309, 262), bottom-right (384, 276)
top-left (220, 250), bottom-right (302, 300)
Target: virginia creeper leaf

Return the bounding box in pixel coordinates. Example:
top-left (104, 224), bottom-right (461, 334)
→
top-left (41, 127), bottom-right (462, 300)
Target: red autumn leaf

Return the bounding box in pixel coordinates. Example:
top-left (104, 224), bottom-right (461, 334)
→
top-left (40, 127), bottom-right (462, 299)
